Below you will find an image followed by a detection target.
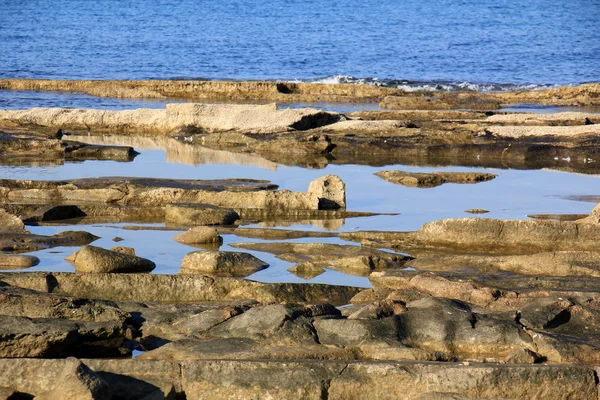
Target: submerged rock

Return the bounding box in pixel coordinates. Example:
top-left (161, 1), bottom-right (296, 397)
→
top-left (287, 262), bottom-right (326, 279)
top-left (66, 245), bottom-right (156, 273)
top-left (375, 170), bottom-right (497, 188)
top-left (180, 251), bottom-right (269, 277)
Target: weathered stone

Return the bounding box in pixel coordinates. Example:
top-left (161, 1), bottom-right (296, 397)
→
top-left (0, 229), bottom-right (99, 253)
top-left (0, 254), bottom-right (39, 269)
top-left (66, 245), bottom-right (155, 273)
top-left (308, 174), bottom-right (346, 209)
top-left (0, 209), bottom-right (27, 233)
top-left (171, 307), bottom-right (246, 336)
top-left (165, 203), bottom-right (239, 226)
top-left (231, 227), bottom-right (337, 240)
top-left (180, 250), bottom-right (268, 276)
top-left (0, 315), bottom-right (128, 358)
top-left (0, 272), bottom-right (360, 305)
top-left (173, 226), bottom-right (222, 244)
top-left (375, 170), bottom-right (497, 188)
top-left (36, 357), bottom-right (111, 400)
top-left (288, 262), bottom-right (326, 279)
top-left (578, 202), bottom-right (600, 224)
top-left (108, 246), bottom-right (136, 256)
top-left (314, 318), bottom-right (400, 347)
top-left (0, 285), bottom-right (128, 322)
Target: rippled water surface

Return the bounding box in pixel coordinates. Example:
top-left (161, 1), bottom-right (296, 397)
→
top-left (1, 0), bottom-right (599, 85)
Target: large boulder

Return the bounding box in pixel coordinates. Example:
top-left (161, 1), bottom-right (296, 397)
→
top-left (165, 203), bottom-right (239, 226)
top-left (180, 251), bottom-right (269, 277)
top-left (66, 245), bottom-right (155, 273)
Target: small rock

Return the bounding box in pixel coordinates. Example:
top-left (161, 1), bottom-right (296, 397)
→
top-left (465, 209), bottom-right (489, 214)
top-left (287, 262), bottom-right (326, 279)
top-left (308, 175), bottom-right (346, 209)
top-left (0, 254), bottom-right (40, 269)
top-left (66, 245), bottom-right (155, 273)
top-left (173, 226), bottom-right (222, 245)
top-left (165, 203), bottom-right (240, 226)
top-left (112, 237), bottom-right (124, 242)
top-left (180, 251), bottom-right (268, 277)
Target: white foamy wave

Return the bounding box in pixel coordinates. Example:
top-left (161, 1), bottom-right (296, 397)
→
top-left (291, 75), bottom-right (565, 93)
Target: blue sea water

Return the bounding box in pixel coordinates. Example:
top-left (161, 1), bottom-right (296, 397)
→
top-left (1, 0), bottom-right (599, 87)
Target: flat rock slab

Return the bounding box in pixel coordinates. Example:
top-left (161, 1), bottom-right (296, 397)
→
top-left (0, 103), bottom-right (344, 134)
top-left (231, 242), bottom-right (411, 276)
top-left (375, 170), bottom-right (497, 188)
top-left (0, 272), bottom-right (360, 306)
top-left (66, 245), bottom-right (156, 273)
top-left (165, 203), bottom-right (240, 226)
top-left (0, 358), bottom-right (595, 400)
top-left (180, 251), bottom-right (269, 277)
top-left (0, 230), bottom-right (99, 253)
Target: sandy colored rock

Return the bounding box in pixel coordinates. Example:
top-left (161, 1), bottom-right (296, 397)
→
top-left (66, 245), bottom-right (155, 273)
top-left (173, 226), bottom-right (222, 244)
top-left (36, 357), bottom-right (111, 400)
top-left (0, 209), bottom-right (27, 233)
top-left (108, 246), bottom-right (136, 256)
top-left (578, 202), bottom-right (600, 224)
top-left (485, 112), bottom-right (600, 126)
top-left (288, 262), bottom-right (326, 279)
top-left (483, 124), bottom-right (600, 139)
top-left (375, 170), bottom-right (497, 188)
top-left (165, 203), bottom-right (239, 226)
top-left (0, 315), bottom-right (128, 358)
top-left (0, 103), bottom-right (343, 135)
top-left (180, 250), bottom-right (269, 277)
top-left (308, 174), bottom-right (346, 209)
top-left (0, 254), bottom-right (40, 269)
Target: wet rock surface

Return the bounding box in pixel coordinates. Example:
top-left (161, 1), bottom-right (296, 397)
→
top-left (376, 170), bottom-right (497, 188)
top-left (66, 245), bottom-right (156, 273)
top-left (180, 250), bottom-right (269, 277)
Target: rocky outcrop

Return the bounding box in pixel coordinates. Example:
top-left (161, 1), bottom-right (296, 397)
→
top-left (375, 170), bottom-right (497, 188)
top-left (180, 251), bottom-right (269, 277)
top-left (66, 245), bottom-right (156, 273)
top-left (36, 357), bottom-right (111, 400)
top-left (0, 209), bottom-right (28, 233)
top-left (0, 103), bottom-right (344, 135)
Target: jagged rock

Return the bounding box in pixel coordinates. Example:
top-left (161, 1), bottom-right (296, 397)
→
top-left (0, 209), bottom-right (27, 233)
top-left (171, 306), bottom-right (247, 336)
top-left (287, 262), bottom-right (326, 279)
top-left (180, 251), bottom-right (268, 277)
top-left (308, 174), bottom-right (346, 209)
top-left (347, 299), bottom-right (406, 320)
top-left (578, 202), bottom-right (600, 224)
top-left (0, 315), bottom-right (128, 358)
top-left (36, 357), bottom-right (111, 400)
top-left (375, 170), bottom-right (497, 188)
top-left (0, 254), bottom-right (40, 269)
top-left (165, 203), bottom-right (239, 226)
top-left (173, 226), bottom-right (222, 244)
top-left (66, 245), bottom-right (155, 273)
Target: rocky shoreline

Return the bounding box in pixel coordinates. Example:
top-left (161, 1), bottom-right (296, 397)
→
top-left (1, 81), bottom-right (600, 399)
